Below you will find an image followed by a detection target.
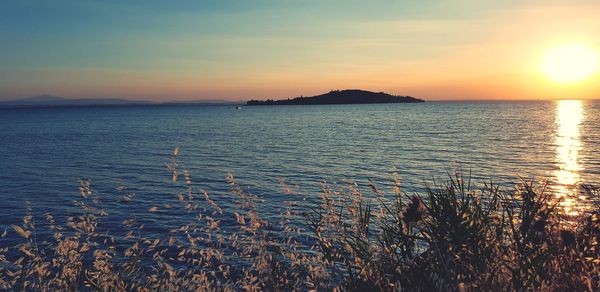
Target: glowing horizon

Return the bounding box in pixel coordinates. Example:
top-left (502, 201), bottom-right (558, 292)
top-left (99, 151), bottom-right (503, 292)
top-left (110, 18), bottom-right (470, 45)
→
top-left (1, 0), bottom-right (600, 101)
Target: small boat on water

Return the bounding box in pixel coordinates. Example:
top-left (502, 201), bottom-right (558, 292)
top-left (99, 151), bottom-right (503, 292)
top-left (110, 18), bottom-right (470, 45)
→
top-left (235, 106), bottom-right (242, 109)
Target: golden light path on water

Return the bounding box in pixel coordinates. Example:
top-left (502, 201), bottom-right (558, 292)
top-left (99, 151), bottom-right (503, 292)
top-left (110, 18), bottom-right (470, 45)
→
top-left (553, 100), bottom-right (587, 216)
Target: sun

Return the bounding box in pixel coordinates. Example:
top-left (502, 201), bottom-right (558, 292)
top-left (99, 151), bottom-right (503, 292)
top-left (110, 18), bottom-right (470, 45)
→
top-left (541, 44), bottom-right (598, 83)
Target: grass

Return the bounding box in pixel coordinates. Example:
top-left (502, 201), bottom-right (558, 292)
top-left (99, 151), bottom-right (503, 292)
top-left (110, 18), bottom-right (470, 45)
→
top-left (1, 148), bottom-right (599, 291)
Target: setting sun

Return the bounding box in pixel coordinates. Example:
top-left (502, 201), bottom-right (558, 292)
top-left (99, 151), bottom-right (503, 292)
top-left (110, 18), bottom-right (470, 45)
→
top-left (541, 45), bottom-right (599, 83)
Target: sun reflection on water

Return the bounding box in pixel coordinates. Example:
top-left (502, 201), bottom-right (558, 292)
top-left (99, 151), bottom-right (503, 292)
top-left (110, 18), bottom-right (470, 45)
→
top-left (553, 100), bottom-right (586, 216)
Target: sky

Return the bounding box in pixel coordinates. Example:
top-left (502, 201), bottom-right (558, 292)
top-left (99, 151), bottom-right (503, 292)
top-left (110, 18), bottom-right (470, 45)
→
top-left (1, 0), bottom-right (599, 101)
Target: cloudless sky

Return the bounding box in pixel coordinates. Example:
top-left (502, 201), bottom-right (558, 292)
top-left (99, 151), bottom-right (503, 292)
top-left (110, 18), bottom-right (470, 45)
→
top-left (1, 0), bottom-right (599, 101)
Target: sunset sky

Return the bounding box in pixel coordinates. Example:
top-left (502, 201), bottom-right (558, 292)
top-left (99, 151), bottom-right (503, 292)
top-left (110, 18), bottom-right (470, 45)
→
top-left (1, 0), bottom-right (599, 101)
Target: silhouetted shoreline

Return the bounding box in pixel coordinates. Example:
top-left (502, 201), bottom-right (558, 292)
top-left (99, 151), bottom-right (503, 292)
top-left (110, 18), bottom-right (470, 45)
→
top-left (246, 89), bottom-right (425, 105)
top-left (0, 95), bottom-right (241, 109)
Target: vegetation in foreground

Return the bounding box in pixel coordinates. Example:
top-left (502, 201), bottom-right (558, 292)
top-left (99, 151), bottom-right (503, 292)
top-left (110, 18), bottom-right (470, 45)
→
top-left (1, 149), bottom-right (599, 291)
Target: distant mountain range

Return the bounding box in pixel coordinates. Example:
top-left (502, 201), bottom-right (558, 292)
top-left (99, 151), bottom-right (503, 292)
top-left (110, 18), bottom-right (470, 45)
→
top-left (0, 95), bottom-right (240, 109)
top-left (0, 95), bottom-right (151, 108)
top-left (246, 89), bottom-right (425, 106)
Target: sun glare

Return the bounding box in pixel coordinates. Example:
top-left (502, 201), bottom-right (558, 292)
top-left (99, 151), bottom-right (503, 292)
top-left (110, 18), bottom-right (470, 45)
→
top-left (541, 44), bottom-right (598, 83)
top-left (554, 100), bottom-right (585, 216)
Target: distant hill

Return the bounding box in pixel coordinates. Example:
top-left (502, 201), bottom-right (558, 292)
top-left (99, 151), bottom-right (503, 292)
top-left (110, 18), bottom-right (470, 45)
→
top-left (0, 95), bottom-right (151, 108)
top-left (246, 89), bottom-right (425, 106)
top-left (162, 99), bottom-right (242, 106)
top-left (0, 95), bottom-right (242, 109)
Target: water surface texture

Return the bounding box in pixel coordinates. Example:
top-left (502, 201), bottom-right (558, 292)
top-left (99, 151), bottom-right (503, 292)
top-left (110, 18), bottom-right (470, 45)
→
top-left (1, 101), bottom-right (599, 238)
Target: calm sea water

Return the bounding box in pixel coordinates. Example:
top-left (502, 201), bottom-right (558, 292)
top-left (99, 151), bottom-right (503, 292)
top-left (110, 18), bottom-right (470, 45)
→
top-left (1, 100), bottom-right (599, 242)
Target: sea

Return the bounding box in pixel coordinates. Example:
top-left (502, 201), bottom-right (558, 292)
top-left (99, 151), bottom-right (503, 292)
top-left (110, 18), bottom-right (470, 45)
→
top-left (1, 100), bottom-right (599, 244)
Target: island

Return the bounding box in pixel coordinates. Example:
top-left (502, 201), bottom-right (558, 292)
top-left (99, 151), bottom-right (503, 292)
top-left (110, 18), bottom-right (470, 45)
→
top-left (246, 89), bottom-right (424, 106)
